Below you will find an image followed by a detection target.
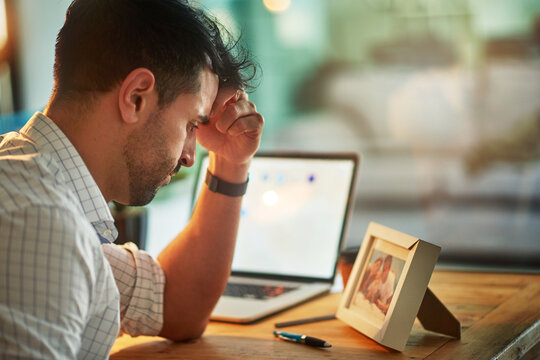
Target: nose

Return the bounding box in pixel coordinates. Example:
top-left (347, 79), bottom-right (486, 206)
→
top-left (180, 132), bottom-right (196, 167)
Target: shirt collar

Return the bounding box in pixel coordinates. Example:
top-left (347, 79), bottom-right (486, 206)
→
top-left (19, 112), bottom-right (117, 242)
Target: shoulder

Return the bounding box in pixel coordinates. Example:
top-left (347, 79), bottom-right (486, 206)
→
top-left (0, 136), bottom-right (78, 215)
top-left (382, 272), bottom-right (396, 290)
top-left (389, 270), bottom-right (396, 282)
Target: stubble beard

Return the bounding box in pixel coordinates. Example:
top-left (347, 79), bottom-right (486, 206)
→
top-left (123, 110), bottom-right (178, 206)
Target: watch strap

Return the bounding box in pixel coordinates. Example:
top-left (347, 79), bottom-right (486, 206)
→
top-left (205, 169), bottom-right (249, 197)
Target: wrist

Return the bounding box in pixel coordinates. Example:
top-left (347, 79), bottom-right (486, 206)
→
top-left (208, 152), bottom-right (250, 183)
top-left (205, 170), bottom-right (248, 197)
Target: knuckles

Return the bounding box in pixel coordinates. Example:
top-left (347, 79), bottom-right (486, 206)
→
top-left (214, 96), bottom-right (264, 134)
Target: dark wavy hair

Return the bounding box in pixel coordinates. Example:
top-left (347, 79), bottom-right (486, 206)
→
top-left (53, 0), bottom-right (257, 106)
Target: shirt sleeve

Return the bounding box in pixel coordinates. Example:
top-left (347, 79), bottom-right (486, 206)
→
top-left (102, 242), bottom-right (165, 336)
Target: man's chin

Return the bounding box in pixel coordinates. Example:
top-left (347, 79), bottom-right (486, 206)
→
top-left (125, 175), bottom-right (172, 206)
top-left (128, 188), bottom-right (160, 207)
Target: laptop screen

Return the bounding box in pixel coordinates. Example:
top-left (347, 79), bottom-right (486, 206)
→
top-left (193, 152), bottom-right (358, 281)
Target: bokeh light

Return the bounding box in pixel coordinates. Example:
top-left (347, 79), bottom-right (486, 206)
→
top-left (263, 0), bottom-right (291, 13)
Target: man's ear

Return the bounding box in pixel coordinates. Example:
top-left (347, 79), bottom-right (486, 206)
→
top-left (118, 68), bottom-right (156, 124)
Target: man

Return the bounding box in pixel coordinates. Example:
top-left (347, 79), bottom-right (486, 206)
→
top-left (0, 0), bottom-right (263, 358)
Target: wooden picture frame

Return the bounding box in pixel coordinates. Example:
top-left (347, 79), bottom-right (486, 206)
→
top-left (336, 222), bottom-right (459, 351)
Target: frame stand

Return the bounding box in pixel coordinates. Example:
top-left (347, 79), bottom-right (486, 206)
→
top-left (417, 287), bottom-right (461, 339)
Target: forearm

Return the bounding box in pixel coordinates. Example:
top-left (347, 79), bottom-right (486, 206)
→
top-left (157, 153), bottom-right (249, 340)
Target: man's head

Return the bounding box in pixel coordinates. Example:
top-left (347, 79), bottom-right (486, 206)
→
top-left (120, 66), bottom-right (219, 206)
top-left (53, 0), bottom-right (255, 107)
top-left (369, 257), bottom-right (382, 275)
top-left (50, 0), bottom-right (257, 206)
top-left (381, 255), bottom-right (392, 281)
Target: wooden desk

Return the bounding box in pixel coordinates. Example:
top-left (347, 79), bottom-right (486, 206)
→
top-left (111, 270), bottom-right (540, 359)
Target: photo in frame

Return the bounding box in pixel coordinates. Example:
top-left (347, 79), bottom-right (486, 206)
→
top-left (336, 222), bottom-right (460, 352)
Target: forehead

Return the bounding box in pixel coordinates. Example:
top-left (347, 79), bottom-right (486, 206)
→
top-left (199, 66), bottom-right (219, 98)
top-left (162, 67), bottom-right (218, 118)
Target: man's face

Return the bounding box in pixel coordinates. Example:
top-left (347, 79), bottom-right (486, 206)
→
top-left (381, 260), bottom-right (391, 282)
top-left (122, 67), bottom-right (219, 206)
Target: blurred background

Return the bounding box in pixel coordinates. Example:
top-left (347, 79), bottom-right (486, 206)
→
top-left (1, 0), bottom-right (539, 270)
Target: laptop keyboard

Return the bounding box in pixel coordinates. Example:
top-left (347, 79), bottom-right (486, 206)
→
top-left (223, 283), bottom-right (298, 300)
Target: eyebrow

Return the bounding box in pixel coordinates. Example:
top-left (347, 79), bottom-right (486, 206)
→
top-left (198, 115), bottom-right (210, 125)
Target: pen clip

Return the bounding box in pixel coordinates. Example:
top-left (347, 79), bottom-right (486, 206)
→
top-left (278, 334), bottom-right (300, 343)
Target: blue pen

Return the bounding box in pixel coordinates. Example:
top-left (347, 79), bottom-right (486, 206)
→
top-left (273, 330), bottom-right (332, 348)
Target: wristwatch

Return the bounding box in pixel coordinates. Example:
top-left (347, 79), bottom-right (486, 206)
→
top-left (205, 169), bottom-right (249, 197)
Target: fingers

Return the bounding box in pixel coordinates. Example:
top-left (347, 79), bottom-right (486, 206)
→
top-left (210, 87), bottom-right (241, 120)
top-left (227, 113), bottom-right (264, 137)
top-left (208, 85), bottom-right (263, 141)
top-left (215, 96), bottom-right (253, 131)
top-left (211, 89), bottom-right (262, 135)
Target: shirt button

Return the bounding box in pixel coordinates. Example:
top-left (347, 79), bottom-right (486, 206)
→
top-left (103, 229), bottom-right (112, 237)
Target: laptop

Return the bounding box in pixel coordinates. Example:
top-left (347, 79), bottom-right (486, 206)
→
top-left (192, 152), bottom-right (359, 323)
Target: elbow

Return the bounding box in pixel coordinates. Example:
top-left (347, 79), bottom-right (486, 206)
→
top-left (159, 317), bottom-right (209, 342)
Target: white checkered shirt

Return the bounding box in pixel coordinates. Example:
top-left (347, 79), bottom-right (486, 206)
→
top-left (0, 113), bottom-right (165, 359)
